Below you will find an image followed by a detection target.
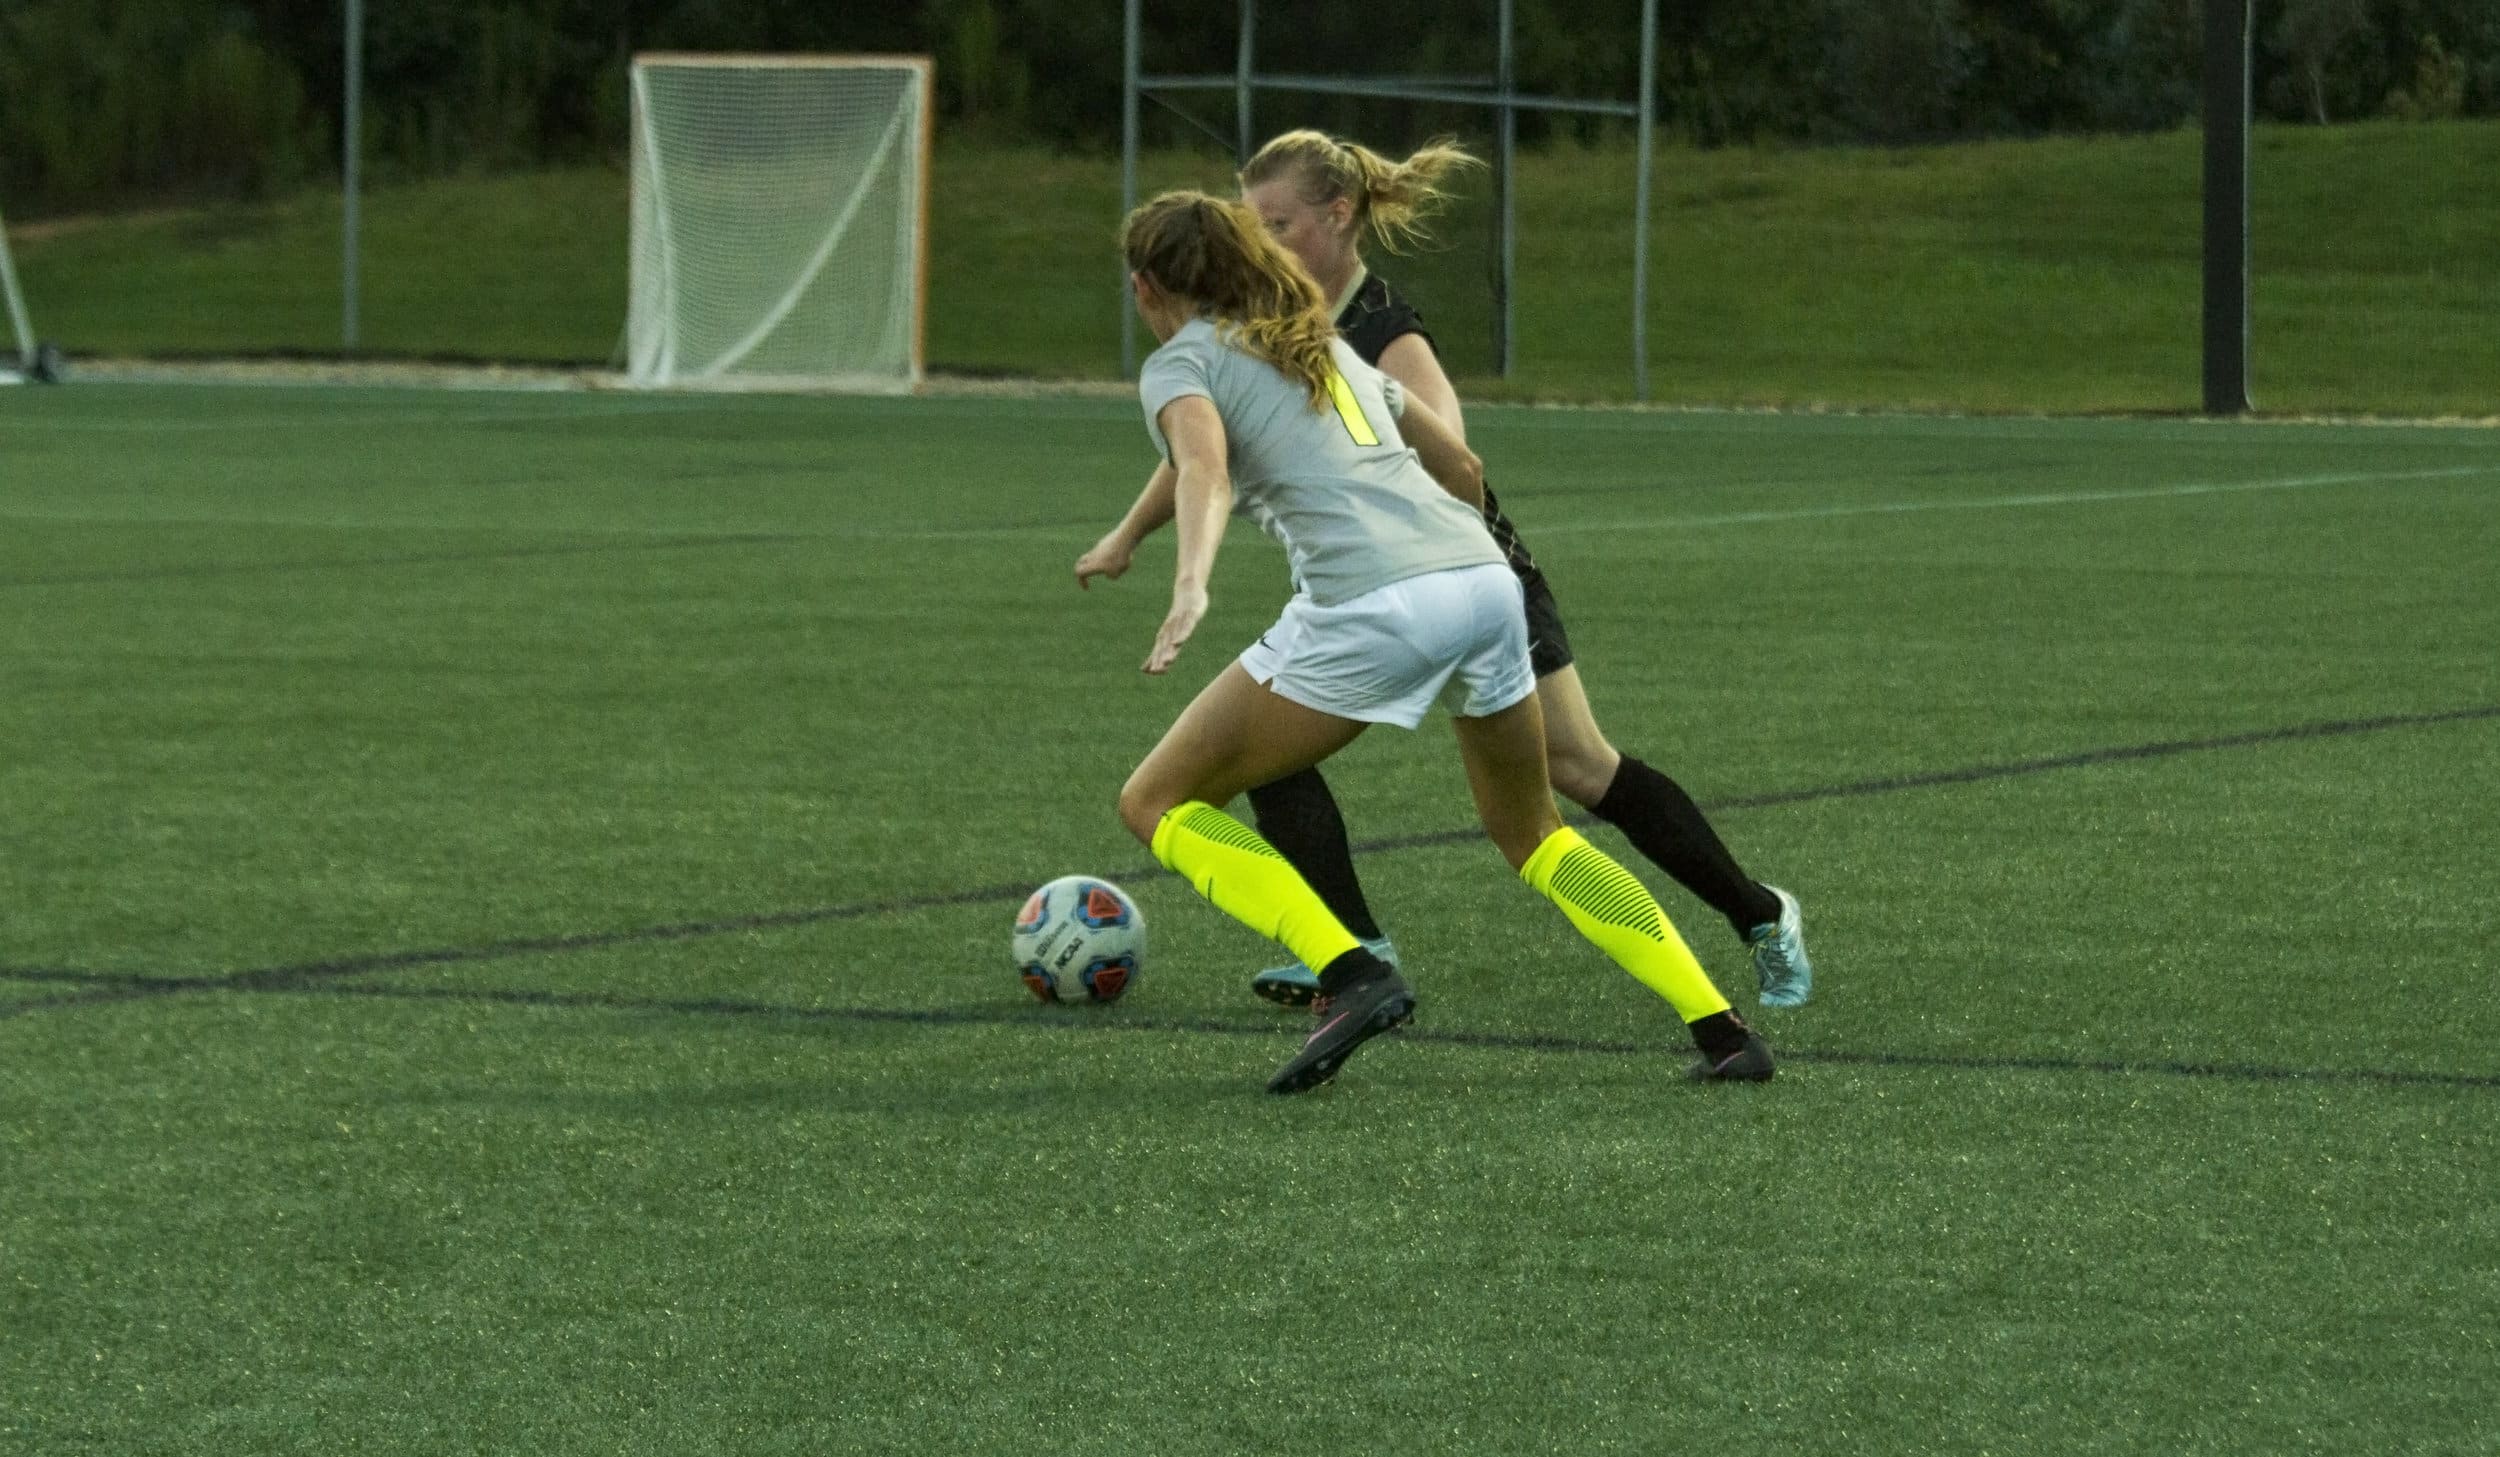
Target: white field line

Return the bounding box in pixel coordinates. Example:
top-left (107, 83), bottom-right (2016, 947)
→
top-left (1474, 404), bottom-right (2500, 438)
top-left (3, 404), bottom-right (2487, 540)
top-left (23, 465), bottom-right (2458, 544)
top-left (1525, 463), bottom-right (2498, 537)
top-left (859, 461), bottom-right (2500, 542)
top-left (0, 399), bottom-right (742, 433)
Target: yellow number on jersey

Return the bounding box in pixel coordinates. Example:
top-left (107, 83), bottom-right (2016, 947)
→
top-left (1325, 368), bottom-right (1381, 447)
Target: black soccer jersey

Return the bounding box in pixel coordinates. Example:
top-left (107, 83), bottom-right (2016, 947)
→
top-left (1333, 272), bottom-right (1543, 589)
top-left (1334, 273), bottom-right (1432, 373)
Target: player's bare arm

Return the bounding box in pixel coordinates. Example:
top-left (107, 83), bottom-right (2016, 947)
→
top-left (1379, 333), bottom-right (1466, 444)
top-left (1145, 395), bottom-right (1232, 675)
top-left (1076, 460), bottom-right (1179, 589)
top-left (1397, 393), bottom-right (1484, 509)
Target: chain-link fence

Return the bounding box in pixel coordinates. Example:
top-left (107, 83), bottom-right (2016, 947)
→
top-left (2, 0), bottom-right (2491, 411)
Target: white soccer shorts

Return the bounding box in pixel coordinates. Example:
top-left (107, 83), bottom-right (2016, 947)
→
top-left (1237, 562), bottom-right (1536, 729)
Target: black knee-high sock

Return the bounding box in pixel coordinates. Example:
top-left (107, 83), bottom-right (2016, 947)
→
top-left (1246, 767), bottom-right (1384, 943)
top-left (1590, 755), bottom-right (1781, 937)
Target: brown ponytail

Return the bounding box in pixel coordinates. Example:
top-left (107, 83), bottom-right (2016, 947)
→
top-left (1239, 129), bottom-right (1483, 255)
top-left (1120, 190), bottom-right (1340, 409)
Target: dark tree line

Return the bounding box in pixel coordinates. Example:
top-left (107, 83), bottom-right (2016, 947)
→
top-left (3, 0), bottom-right (2495, 214)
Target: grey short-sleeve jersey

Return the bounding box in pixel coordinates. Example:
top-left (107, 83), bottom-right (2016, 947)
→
top-left (1137, 318), bottom-right (1501, 606)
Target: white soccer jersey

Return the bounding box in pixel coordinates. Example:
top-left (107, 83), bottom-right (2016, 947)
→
top-left (1138, 318), bottom-right (1502, 607)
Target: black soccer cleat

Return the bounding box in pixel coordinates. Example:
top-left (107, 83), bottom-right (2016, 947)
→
top-left (1687, 1027), bottom-right (1777, 1082)
top-left (1265, 957), bottom-right (1415, 1094)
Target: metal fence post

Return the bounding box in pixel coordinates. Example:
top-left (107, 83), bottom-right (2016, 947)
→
top-left (343, 0), bottom-right (363, 354)
top-left (1121, 0), bottom-right (1142, 376)
top-left (1632, 0), bottom-right (1656, 401)
top-left (1235, 2), bottom-right (1255, 165)
top-left (2202, 0), bottom-right (2252, 415)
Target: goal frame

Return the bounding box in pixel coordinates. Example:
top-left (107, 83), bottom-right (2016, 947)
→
top-left (626, 52), bottom-right (935, 393)
top-left (0, 195), bottom-right (44, 383)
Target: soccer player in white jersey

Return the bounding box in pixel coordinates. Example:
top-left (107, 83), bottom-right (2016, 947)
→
top-left (1084, 132), bottom-right (1812, 1019)
top-left (1087, 190), bottom-right (1774, 1091)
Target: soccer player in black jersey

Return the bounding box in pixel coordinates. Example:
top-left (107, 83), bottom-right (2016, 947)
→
top-left (1080, 131), bottom-right (1812, 1012)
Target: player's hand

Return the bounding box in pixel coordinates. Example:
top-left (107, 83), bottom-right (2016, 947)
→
top-left (1074, 532), bottom-right (1135, 590)
top-left (1144, 584), bottom-right (1208, 675)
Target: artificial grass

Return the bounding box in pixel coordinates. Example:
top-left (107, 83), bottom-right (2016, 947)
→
top-left (2, 385), bottom-right (2496, 1452)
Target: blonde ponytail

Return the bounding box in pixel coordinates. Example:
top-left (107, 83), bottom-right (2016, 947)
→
top-left (1120, 190), bottom-right (1340, 408)
top-left (1239, 129), bottom-right (1483, 254)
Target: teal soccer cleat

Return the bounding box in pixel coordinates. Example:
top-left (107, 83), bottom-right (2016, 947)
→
top-left (1744, 887), bottom-right (1813, 1008)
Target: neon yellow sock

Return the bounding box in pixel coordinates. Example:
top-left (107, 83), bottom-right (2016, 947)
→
top-left (1521, 826), bottom-right (1730, 1023)
top-left (1151, 801), bottom-right (1364, 975)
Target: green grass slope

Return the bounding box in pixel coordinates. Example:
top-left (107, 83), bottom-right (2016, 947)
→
top-left (11, 121), bottom-right (2498, 412)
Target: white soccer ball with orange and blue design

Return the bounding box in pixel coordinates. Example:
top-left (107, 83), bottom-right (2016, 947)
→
top-left (1013, 876), bottom-right (1144, 1004)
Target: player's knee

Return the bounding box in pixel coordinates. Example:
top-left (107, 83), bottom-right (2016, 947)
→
top-left (1116, 773), bottom-right (1175, 847)
top-left (1544, 738), bottom-right (1619, 810)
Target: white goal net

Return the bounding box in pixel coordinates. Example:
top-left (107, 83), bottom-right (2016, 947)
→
top-left (627, 54), bottom-right (931, 392)
top-left (0, 195), bottom-right (40, 382)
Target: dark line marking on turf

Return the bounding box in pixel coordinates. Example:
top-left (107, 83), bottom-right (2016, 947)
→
top-left (1350, 702), bottom-right (2500, 856)
top-left (0, 968), bottom-right (180, 987)
top-left (0, 985), bottom-right (182, 1017)
top-left (1709, 702), bottom-right (2500, 811)
top-left (3, 701), bottom-right (2494, 1013)
top-left (0, 532), bottom-right (806, 590)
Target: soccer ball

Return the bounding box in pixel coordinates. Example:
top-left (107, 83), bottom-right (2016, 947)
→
top-left (1013, 875), bottom-right (1145, 1004)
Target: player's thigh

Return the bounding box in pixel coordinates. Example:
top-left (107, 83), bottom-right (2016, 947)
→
top-left (1120, 663), bottom-right (1368, 839)
top-left (1534, 664), bottom-right (1623, 808)
top-left (1450, 695), bottom-right (1565, 870)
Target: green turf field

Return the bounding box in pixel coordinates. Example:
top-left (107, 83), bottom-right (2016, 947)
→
top-left (3, 384), bottom-right (2497, 1453)
top-left (15, 121), bottom-right (2499, 414)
